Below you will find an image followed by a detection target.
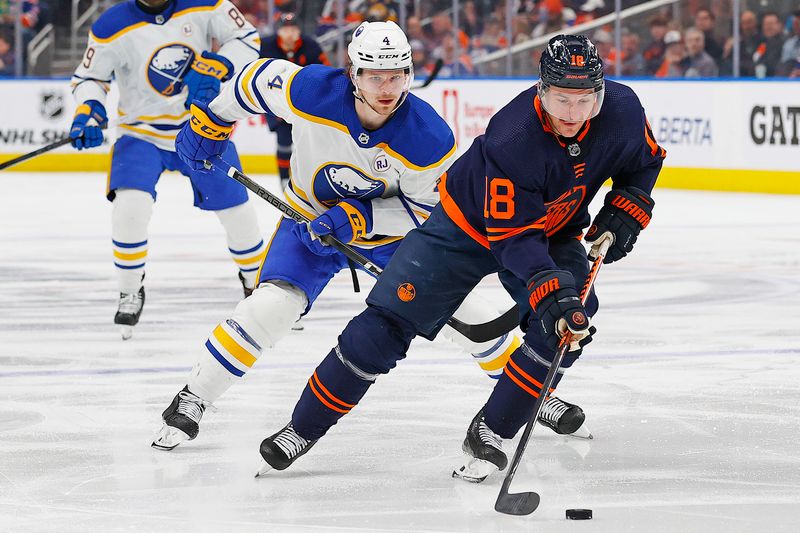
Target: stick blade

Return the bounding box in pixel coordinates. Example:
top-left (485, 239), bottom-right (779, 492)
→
top-left (495, 491), bottom-right (541, 515)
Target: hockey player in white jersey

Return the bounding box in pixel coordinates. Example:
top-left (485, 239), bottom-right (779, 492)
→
top-left (70, 0), bottom-right (266, 340)
top-left (151, 20), bottom-right (589, 452)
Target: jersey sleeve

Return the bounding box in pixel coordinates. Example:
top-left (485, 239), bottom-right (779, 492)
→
top-left (368, 147), bottom-right (457, 237)
top-left (482, 142), bottom-right (557, 283)
top-left (71, 33), bottom-right (116, 105)
top-left (612, 104), bottom-right (666, 194)
top-left (209, 58), bottom-right (301, 122)
top-left (209, 0), bottom-right (261, 73)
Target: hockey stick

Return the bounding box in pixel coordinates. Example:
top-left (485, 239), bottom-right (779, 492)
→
top-left (411, 58), bottom-right (444, 90)
top-left (209, 155), bottom-right (519, 343)
top-left (494, 236), bottom-right (612, 516)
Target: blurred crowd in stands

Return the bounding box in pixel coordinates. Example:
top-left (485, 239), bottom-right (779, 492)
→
top-left (0, 0), bottom-right (798, 78)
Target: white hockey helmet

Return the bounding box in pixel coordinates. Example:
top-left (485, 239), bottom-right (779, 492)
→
top-left (348, 21), bottom-right (413, 71)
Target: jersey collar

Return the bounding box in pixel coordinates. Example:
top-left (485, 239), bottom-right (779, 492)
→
top-left (342, 87), bottom-right (411, 148)
top-left (533, 94), bottom-right (591, 148)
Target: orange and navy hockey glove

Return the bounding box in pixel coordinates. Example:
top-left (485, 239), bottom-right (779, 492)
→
top-left (528, 270), bottom-right (592, 352)
top-left (292, 199), bottom-right (373, 256)
top-left (175, 101), bottom-right (234, 171)
top-left (586, 186), bottom-right (654, 264)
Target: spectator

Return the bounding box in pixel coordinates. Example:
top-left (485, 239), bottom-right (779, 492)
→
top-left (436, 33), bottom-right (476, 77)
top-left (405, 16), bottom-right (427, 44)
top-left (0, 30), bottom-right (14, 76)
top-left (475, 15), bottom-right (507, 54)
top-left (575, 0), bottom-right (604, 26)
top-left (592, 28), bottom-right (616, 75)
top-left (779, 10), bottom-right (800, 75)
top-left (655, 29), bottom-right (685, 77)
top-left (410, 38), bottom-right (434, 76)
top-left (460, 1), bottom-right (482, 39)
top-left (694, 7), bottom-right (723, 61)
top-left (753, 12), bottom-right (785, 77)
top-left (643, 15), bottom-right (668, 74)
top-left (362, 1), bottom-right (398, 23)
top-left (722, 9), bottom-right (761, 76)
top-left (621, 30), bottom-right (646, 76)
top-left (682, 27), bottom-right (719, 77)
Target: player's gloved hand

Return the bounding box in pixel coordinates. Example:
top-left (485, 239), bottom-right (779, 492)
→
top-left (175, 101), bottom-right (234, 171)
top-left (182, 51), bottom-right (233, 109)
top-left (585, 186), bottom-right (654, 264)
top-left (69, 100), bottom-right (107, 150)
top-left (292, 222), bottom-right (340, 256)
top-left (528, 270), bottom-right (591, 352)
top-left (292, 199), bottom-right (373, 256)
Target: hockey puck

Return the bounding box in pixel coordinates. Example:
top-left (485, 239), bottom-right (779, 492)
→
top-left (566, 509), bottom-right (592, 520)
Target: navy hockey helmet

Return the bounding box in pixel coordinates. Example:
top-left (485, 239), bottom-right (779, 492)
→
top-left (538, 34), bottom-right (605, 123)
top-left (539, 34), bottom-right (604, 90)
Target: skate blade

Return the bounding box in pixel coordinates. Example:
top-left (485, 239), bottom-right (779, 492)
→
top-left (452, 455), bottom-right (498, 484)
top-left (120, 325), bottom-right (133, 340)
top-left (291, 319), bottom-right (304, 331)
top-left (151, 425), bottom-right (190, 451)
top-left (254, 460), bottom-right (273, 478)
top-left (568, 423), bottom-right (593, 440)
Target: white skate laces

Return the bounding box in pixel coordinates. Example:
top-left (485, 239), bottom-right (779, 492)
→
top-left (273, 424), bottom-right (311, 459)
top-left (118, 291), bottom-right (143, 314)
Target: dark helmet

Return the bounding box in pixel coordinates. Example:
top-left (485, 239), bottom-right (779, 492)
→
top-left (539, 34), bottom-right (604, 91)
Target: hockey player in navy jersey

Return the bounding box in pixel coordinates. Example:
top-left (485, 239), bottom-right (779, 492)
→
top-left (70, 0), bottom-right (265, 340)
top-left (246, 34), bottom-right (665, 479)
top-left (152, 21), bottom-right (578, 452)
top-left (260, 12), bottom-right (330, 185)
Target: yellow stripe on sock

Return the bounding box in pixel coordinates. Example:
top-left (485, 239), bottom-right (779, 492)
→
top-left (113, 249), bottom-right (147, 261)
top-left (479, 335), bottom-right (521, 372)
top-left (212, 325), bottom-right (257, 368)
top-left (233, 251), bottom-right (265, 265)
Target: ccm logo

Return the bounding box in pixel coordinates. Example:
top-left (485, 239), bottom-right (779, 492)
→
top-left (378, 54), bottom-right (400, 59)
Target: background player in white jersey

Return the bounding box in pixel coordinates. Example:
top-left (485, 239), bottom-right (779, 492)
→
top-left (70, 0), bottom-right (266, 339)
top-left (151, 21), bottom-right (586, 452)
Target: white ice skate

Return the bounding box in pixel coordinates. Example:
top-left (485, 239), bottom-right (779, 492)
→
top-left (114, 287), bottom-right (144, 340)
top-left (152, 387), bottom-right (214, 450)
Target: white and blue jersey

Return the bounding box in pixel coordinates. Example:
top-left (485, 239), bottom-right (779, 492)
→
top-left (71, 0), bottom-right (260, 151)
top-left (210, 61), bottom-right (458, 247)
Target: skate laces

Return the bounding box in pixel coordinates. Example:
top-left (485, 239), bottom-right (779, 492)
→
top-left (540, 396), bottom-right (570, 425)
top-left (118, 291), bottom-right (143, 315)
top-left (476, 416), bottom-right (503, 450)
top-left (175, 391), bottom-right (210, 423)
top-left (274, 424), bottom-right (311, 458)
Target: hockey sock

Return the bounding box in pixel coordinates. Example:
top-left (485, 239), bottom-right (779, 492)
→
top-left (276, 144), bottom-right (291, 183)
top-left (111, 189), bottom-right (154, 293)
top-left (291, 348), bottom-right (374, 440)
top-left (189, 282), bottom-right (307, 402)
top-left (470, 333), bottom-right (521, 379)
top-left (215, 201), bottom-right (265, 289)
top-left (483, 344), bottom-right (568, 439)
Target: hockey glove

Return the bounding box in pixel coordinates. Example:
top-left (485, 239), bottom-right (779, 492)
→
top-left (182, 51), bottom-right (233, 109)
top-left (292, 222), bottom-right (339, 256)
top-left (528, 270), bottom-right (591, 352)
top-left (585, 186), bottom-right (654, 264)
top-left (70, 100), bottom-right (107, 150)
top-left (292, 199), bottom-right (373, 256)
top-left (175, 101), bottom-right (234, 171)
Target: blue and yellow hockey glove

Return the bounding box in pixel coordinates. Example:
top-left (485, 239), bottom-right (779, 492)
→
top-left (292, 199), bottom-right (373, 256)
top-left (70, 100), bottom-right (107, 150)
top-left (182, 51), bottom-right (233, 109)
top-left (175, 101), bottom-right (234, 171)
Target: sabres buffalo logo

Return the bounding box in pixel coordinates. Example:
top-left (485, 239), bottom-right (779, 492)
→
top-left (147, 43), bottom-right (195, 96)
top-left (312, 163), bottom-right (387, 207)
top-left (544, 185), bottom-right (586, 236)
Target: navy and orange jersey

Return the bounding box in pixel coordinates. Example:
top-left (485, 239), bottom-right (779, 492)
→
top-left (260, 34), bottom-right (330, 67)
top-left (440, 79), bottom-right (665, 284)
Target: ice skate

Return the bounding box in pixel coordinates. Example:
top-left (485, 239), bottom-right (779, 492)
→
top-left (452, 409), bottom-right (507, 483)
top-left (238, 272), bottom-right (253, 298)
top-left (151, 386), bottom-right (212, 450)
top-left (539, 396), bottom-right (593, 439)
top-left (291, 317), bottom-right (304, 331)
top-left (255, 423), bottom-right (317, 477)
top-left (114, 286), bottom-right (145, 340)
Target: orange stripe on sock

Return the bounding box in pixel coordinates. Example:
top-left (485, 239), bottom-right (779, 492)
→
top-left (308, 377), bottom-right (350, 414)
top-left (503, 366), bottom-right (540, 398)
top-left (507, 357), bottom-right (556, 394)
top-left (312, 371), bottom-right (356, 409)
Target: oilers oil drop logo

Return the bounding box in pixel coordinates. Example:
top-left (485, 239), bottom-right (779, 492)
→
top-left (313, 163), bottom-right (386, 207)
top-left (147, 43), bottom-right (194, 96)
top-left (397, 283), bottom-right (416, 302)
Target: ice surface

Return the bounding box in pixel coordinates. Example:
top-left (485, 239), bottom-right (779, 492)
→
top-left (1, 172), bottom-right (799, 532)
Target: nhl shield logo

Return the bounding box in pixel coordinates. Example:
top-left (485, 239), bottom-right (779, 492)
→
top-left (358, 132), bottom-right (370, 144)
top-left (40, 91), bottom-right (64, 120)
top-left (567, 143), bottom-right (581, 157)
top-left (372, 153), bottom-right (389, 173)
top-left (147, 43), bottom-right (195, 96)
top-left (182, 24), bottom-right (193, 36)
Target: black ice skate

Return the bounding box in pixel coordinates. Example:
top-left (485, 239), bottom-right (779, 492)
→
top-left (151, 386), bottom-right (211, 450)
top-left (539, 396), bottom-right (593, 439)
top-left (238, 272), bottom-right (253, 298)
top-left (114, 286), bottom-right (145, 340)
top-left (452, 409), bottom-right (508, 483)
top-left (255, 423), bottom-right (317, 476)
